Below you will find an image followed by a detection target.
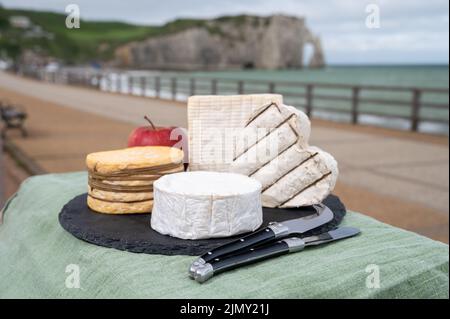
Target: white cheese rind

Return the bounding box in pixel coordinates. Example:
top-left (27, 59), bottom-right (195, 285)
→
top-left (281, 147), bottom-right (338, 207)
top-left (150, 171), bottom-right (263, 239)
top-left (188, 94), bottom-right (283, 172)
top-left (250, 146), bottom-right (314, 190)
top-left (231, 120), bottom-right (299, 176)
top-left (187, 95), bottom-right (338, 208)
top-left (280, 104), bottom-right (311, 147)
top-left (261, 147), bottom-right (338, 208)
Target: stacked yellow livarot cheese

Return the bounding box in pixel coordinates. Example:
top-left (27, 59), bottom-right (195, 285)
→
top-left (86, 146), bottom-right (184, 214)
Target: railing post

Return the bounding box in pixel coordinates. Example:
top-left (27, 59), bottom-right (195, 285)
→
top-left (411, 89), bottom-right (421, 132)
top-left (305, 84), bottom-right (313, 117)
top-left (117, 74), bottom-right (122, 93)
top-left (141, 76), bottom-right (146, 96)
top-left (211, 79), bottom-right (218, 95)
top-left (269, 82), bottom-right (275, 93)
top-left (155, 76), bottom-right (160, 98)
top-left (351, 87), bottom-right (360, 124)
top-left (95, 74), bottom-right (101, 89)
top-left (128, 75), bottom-right (133, 94)
top-left (238, 81), bottom-right (244, 94)
top-left (103, 74), bottom-right (112, 92)
top-left (190, 78), bottom-right (196, 96)
top-left (171, 78), bottom-right (177, 100)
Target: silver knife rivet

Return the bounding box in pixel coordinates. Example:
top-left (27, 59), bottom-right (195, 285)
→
top-left (215, 258), bottom-right (220, 261)
top-left (207, 252), bottom-right (212, 255)
top-left (250, 248), bottom-right (254, 251)
top-left (265, 229), bottom-right (270, 232)
top-left (240, 239), bottom-right (245, 242)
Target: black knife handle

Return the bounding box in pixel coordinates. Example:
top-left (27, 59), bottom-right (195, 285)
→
top-left (211, 240), bottom-right (290, 274)
top-left (200, 227), bottom-right (276, 263)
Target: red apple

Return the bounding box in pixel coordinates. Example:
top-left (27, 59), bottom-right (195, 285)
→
top-left (127, 116), bottom-right (181, 147)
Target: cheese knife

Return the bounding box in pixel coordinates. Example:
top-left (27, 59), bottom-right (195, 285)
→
top-left (192, 226), bottom-right (360, 283)
top-left (189, 203), bottom-right (334, 277)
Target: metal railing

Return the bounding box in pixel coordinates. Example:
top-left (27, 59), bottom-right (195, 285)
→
top-left (22, 68), bottom-right (449, 134)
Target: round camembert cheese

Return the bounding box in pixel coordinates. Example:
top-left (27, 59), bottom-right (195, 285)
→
top-left (151, 171), bottom-right (263, 239)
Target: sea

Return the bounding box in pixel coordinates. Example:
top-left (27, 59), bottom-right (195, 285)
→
top-left (102, 65), bottom-right (449, 134)
top-left (188, 65), bottom-right (449, 89)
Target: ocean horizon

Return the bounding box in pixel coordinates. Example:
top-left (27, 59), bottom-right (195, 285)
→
top-left (181, 64), bottom-right (449, 89)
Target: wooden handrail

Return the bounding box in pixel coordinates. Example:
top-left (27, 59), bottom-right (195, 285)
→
top-left (411, 89), bottom-right (421, 132)
top-left (20, 68), bottom-right (450, 134)
top-left (156, 75), bottom-right (449, 93)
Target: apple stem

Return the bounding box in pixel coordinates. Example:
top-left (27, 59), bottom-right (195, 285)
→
top-left (144, 115), bottom-right (157, 130)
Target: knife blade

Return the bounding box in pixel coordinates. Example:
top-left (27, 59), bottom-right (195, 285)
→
top-left (189, 203), bottom-right (334, 278)
top-left (301, 226), bottom-right (361, 246)
top-left (192, 226), bottom-right (360, 283)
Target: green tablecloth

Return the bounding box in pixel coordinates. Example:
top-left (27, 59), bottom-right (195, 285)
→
top-left (0, 172), bottom-right (448, 298)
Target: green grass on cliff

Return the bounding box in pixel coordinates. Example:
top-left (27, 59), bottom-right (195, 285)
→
top-left (0, 7), bottom-right (160, 62)
top-left (0, 5), bottom-right (270, 64)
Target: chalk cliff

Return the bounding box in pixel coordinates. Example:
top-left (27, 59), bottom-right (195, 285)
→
top-left (114, 15), bottom-right (325, 70)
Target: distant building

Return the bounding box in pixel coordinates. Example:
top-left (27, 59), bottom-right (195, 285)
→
top-left (24, 25), bottom-right (54, 39)
top-left (9, 16), bottom-right (31, 29)
top-left (0, 59), bottom-right (11, 70)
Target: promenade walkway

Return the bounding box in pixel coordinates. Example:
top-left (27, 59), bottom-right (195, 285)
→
top-left (0, 71), bottom-right (448, 242)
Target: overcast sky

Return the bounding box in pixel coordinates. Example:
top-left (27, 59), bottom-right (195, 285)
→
top-left (1, 0), bottom-right (448, 64)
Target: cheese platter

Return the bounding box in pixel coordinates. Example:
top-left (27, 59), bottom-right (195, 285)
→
top-left (58, 94), bottom-right (356, 263)
top-left (58, 192), bottom-right (346, 255)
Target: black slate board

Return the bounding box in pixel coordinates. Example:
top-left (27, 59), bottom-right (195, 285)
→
top-left (59, 193), bottom-right (346, 256)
